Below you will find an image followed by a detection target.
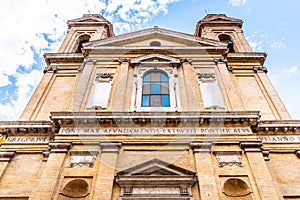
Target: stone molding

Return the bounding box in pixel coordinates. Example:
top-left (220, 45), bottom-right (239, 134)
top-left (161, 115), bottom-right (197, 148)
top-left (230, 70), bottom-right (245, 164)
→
top-left (190, 141), bottom-right (213, 153)
top-left (49, 142), bottom-right (72, 153)
top-left (100, 142), bottom-right (121, 153)
top-left (213, 151), bottom-right (243, 167)
top-left (0, 151), bottom-right (16, 162)
top-left (240, 141), bottom-right (262, 152)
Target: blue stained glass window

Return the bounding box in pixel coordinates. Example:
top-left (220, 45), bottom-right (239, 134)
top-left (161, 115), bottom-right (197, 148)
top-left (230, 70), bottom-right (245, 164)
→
top-left (162, 95), bottom-right (170, 107)
top-left (143, 73), bottom-right (150, 82)
top-left (161, 73), bottom-right (168, 82)
top-left (142, 95), bottom-right (150, 107)
top-left (151, 83), bottom-right (161, 94)
top-left (142, 71), bottom-right (170, 107)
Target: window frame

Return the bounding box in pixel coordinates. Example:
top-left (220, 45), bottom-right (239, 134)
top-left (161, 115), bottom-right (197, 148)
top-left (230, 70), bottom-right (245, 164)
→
top-left (131, 66), bottom-right (180, 112)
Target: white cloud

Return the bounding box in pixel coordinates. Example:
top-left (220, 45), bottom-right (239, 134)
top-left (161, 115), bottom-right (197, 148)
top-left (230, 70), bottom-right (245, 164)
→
top-left (0, 0), bottom-right (179, 120)
top-left (270, 41), bottom-right (285, 49)
top-left (282, 66), bottom-right (298, 78)
top-left (228, 0), bottom-right (247, 7)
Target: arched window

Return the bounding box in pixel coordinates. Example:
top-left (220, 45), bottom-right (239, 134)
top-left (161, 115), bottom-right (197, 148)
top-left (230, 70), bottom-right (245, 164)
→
top-left (142, 71), bottom-right (170, 107)
top-left (75, 34), bottom-right (91, 53)
top-left (218, 34), bottom-right (235, 53)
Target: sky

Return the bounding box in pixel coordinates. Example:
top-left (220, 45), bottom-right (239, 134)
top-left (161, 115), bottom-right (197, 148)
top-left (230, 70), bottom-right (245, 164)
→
top-left (0, 0), bottom-right (299, 120)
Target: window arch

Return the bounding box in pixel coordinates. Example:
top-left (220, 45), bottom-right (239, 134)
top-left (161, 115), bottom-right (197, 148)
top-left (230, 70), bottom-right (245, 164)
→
top-left (75, 34), bottom-right (91, 53)
top-left (142, 71), bottom-right (170, 107)
top-left (218, 34), bottom-right (235, 53)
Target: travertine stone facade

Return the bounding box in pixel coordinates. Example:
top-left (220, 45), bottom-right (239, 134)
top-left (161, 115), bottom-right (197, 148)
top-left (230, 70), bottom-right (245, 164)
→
top-left (0, 14), bottom-right (300, 200)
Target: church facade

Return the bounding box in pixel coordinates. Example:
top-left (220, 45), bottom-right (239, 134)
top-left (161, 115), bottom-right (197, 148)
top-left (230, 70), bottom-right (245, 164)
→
top-left (0, 14), bottom-right (300, 200)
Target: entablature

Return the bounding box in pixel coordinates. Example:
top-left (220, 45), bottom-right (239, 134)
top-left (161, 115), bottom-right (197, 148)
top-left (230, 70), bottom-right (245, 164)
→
top-left (50, 111), bottom-right (260, 129)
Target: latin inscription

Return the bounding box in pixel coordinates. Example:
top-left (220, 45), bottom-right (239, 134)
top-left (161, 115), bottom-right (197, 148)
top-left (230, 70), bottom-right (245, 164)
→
top-left (5, 137), bottom-right (50, 143)
top-left (59, 127), bottom-right (252, 135)
top-left (258, 135), bottom-right (300, 143)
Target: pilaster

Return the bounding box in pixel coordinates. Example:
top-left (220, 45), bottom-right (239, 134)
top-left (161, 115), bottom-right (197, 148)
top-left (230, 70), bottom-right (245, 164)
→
top-left (256, 71), bottom-right (291, 120)
top-left (182, 60), bottom-right (201, 111)
top-left (240, 141), bottom-right (281, 200)
top-left (191, 142), bottom-right (219, 200)
top-left (72, 59), bottom-right (96, 110)
top-left (112, 59), bottom-right (129, 111)
top-left (29, 142), bottom-right (71, 200)
top-left (215, 60), bottom-right (245, 111)
top-left (0, 151), bottom-right (16, 178)
top-left (93, 142), bottom-right (121, 200)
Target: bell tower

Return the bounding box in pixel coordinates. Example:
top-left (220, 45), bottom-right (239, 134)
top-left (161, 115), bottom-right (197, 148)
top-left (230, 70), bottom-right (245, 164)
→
top-left (57, 14), bottom-right (114, 53)
top-left (194, 14), bottom-right (252, 52)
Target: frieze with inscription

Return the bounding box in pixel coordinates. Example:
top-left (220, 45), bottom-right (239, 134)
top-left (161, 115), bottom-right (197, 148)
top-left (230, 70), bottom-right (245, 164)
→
top-left (258, 135), bottom-right (300, 143)
top-left (5, 137), bottom-right (50, 144)
top-left (59, 127), bottom-right (252, 135)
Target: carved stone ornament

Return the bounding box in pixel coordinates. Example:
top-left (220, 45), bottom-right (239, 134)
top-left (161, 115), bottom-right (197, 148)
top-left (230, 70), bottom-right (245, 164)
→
top-left (197, 72), bottom-right (216, 82)
top-left (213, 151), bottom-right (243, 167)
top-left (95, 73), bottom-right (114, 82)
top-left (70, 150), bottom-right (99, 167)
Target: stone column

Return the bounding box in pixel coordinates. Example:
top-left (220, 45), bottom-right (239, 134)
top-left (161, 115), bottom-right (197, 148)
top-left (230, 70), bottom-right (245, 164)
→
top-left (29, 142), bottom-right (71, 200)
top-left (240, 141), bottom-right (281, 200)
top-left (215, 60), bottom-right (245, 111)
top-left (182, 59), bottom-right (201, 111)
top-left (112, 59), bottom-right (129, 111)
top-left (93, 142), bottom-right (121, 200)
top-left (0, 151), bottom-right (15, 178)
top-left (191, 142), bottom-right (219, 200)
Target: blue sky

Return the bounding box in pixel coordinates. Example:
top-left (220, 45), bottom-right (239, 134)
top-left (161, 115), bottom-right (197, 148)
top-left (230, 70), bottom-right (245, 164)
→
top-left (0, 0), bottom-right (299, 120)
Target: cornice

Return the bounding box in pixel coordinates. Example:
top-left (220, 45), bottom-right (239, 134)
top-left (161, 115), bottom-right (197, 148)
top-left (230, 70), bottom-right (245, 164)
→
top-left (43, 53), bottom-right (84, 66)
top-left (257, 120), bottom-right (300, 133)
top-left (226, 52), bottom-right (267, 65)
top-left (0, 121), bottom-right (53, 135)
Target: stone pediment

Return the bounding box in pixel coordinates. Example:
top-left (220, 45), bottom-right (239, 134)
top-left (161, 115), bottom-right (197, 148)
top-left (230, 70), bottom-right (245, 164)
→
top-left (84, 26), bottom-right (226, 48)
top-left (117, 158), bottom-right (195, 177)
top-left (130, 54), bottom-right (181, 65)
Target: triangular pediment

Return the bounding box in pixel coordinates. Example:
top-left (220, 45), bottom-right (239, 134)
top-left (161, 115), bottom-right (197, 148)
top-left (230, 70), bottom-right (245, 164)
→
top-left (84, 27), bottom-right (226, 49)
top-left (131, 54), bottom-right (181, 64)
top-left (117, 158), bottom-right (195, 176)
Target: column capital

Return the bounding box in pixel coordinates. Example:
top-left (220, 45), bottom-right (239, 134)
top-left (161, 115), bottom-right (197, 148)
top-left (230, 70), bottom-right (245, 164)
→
top-left (100, 142), bottom-right (122, 153)
top-left (119, 58), bottom-right (130, 64)
top-left (190, 141), bottom-right (212, 153)
top-left (240, 141), bottom-right (262, 152)
top-left (181, 58), bottom-right (192, 64)
top-left (295, 150), bottom-right (300, 158)
top-left (49, 142), bottom-right (72, 153)
top-left (0, 151), bottom-right (16, 162)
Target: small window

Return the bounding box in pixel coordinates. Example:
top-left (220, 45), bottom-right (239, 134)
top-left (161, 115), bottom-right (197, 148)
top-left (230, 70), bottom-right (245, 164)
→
top-left (149, 41), bottom-right (161, 46)
top-left (142, 71), bottom-right (170, 107)
top-left (76, 34), bottom-right (91, 53)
